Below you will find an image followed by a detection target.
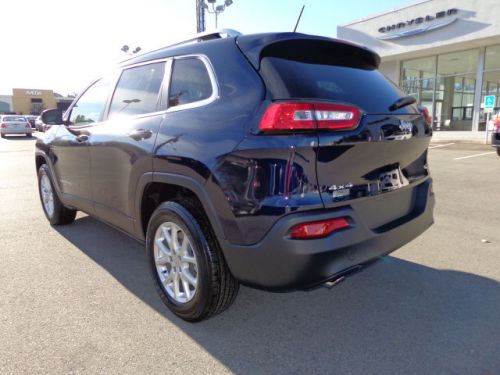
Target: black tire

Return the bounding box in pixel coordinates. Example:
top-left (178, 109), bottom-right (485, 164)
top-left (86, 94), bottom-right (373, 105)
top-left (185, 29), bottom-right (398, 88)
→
top-left (496, 148), bottom-right (500, 156)
top-left (37, 164), bottom-right (77, 225)
top-left (26, 133), bottom-right (32, 138)
top-left (1, 134), bottom-right (5, 138)
top-left (146, 200), bottom-right (239, 322)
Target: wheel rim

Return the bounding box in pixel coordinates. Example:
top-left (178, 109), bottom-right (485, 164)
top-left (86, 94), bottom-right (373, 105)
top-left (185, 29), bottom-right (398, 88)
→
top-left (154, 222), bottom-right (198, 304)
top-left (40, 174), bottom-right (54, 218)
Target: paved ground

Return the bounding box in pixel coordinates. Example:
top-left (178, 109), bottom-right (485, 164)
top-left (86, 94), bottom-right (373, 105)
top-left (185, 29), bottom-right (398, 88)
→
top-left (1, 134), bottom-right (499, 375)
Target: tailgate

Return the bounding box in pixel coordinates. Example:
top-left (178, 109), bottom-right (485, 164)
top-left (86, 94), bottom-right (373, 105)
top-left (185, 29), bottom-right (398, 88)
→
top-left (316, 113), bottom-right (431, 227)
top-left (245, 34), bottom-right (433, 228)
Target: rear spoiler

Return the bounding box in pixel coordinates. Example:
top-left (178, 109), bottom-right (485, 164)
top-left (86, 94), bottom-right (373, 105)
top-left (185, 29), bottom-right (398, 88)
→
top-left (236, 32), bottom-right (381, 71)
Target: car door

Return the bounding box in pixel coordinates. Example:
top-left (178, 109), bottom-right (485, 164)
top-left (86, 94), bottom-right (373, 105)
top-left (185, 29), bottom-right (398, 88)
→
top-left (50, 77), bottom-right (113, 214)
top-left (86, 60), bottom-right (167, 234)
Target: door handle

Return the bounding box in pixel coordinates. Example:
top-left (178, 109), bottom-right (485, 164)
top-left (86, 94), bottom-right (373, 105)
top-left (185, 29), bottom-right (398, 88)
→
top-left (76, 134), bottom-right (89, 143)
top-left (128, 129), bottom-right (153, 141)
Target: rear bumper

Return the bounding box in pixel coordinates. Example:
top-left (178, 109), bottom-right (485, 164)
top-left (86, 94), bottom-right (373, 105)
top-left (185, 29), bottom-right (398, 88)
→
top-left (222, 178), bottom-right (434, 291)
top-left (492, 131), bottom-right (500, 146)
top-left (1, 128), bottom-right (32, 135)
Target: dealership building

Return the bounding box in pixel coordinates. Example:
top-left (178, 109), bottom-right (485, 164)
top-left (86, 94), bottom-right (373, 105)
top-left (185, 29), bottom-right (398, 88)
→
top-left (0, 89), bottom-right (73, 115)
top-left (338, 0), bottom-right (500, 138)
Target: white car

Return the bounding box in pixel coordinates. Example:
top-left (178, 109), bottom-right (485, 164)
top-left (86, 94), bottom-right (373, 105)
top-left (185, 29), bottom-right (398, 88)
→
top-left (0, 115), bottom-right (33, 138)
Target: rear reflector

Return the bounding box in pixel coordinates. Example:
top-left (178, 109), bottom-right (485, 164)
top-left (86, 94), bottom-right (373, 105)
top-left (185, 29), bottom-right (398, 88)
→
top-left (259, 102), bottom-right (360, 132)
top-left (418, 106), bottom-right (432, 126)
top-left (290, 217), bottom-right (350, 239)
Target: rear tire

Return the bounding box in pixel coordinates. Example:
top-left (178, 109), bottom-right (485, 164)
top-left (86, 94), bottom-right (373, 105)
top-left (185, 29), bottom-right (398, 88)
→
top-left (37, 164), bottom-right (76, 225)
top-left (26, 133), bottom-right (32, 138)
top-left (1, 134), bottom-right (5, 138)
top-left (496, 148), bottom-right (500, 156)
top-left (146, 200), bottom-right (239, 322)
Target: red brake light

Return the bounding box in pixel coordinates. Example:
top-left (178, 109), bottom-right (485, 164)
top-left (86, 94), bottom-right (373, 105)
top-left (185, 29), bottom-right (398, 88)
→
top-left (290, 217), bottom-right (350, 239)
top-left (494, 118), bottom-right (500, 132)
top-left (0, 123), bottom-right (6, 128)
top-left (419, 106), bottom-right (432, 125)
top-left (25, 122), bottom-right (31, 128)
top-left (259, 102), bottom-right (361, 133)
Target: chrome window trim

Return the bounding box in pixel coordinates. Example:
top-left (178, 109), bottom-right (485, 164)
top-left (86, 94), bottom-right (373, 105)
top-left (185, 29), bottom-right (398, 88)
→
top-left (105, 59), bottom-right (169, 121)
top-left (65, 54), bottom-right (218, 127)
top-left (165, 54), bottom-right (220, 113)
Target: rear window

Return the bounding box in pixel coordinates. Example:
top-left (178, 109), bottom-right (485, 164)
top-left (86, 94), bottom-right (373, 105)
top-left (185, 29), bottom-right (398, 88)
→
top-left (3, 116), bottom-right (26, 122)
top-left (260, 57), bottom-right (406, 114)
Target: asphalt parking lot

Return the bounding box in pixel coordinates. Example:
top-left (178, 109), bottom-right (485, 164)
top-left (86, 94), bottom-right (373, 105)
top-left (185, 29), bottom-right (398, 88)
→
top-left (1, 134), bottom-right (499, 374)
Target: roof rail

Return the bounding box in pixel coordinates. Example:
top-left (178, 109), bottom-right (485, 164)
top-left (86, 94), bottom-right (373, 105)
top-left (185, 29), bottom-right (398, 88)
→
top-left (119, 29), bottom-right (242, 64)
top-left (169, 29), bottom-right (242, 48)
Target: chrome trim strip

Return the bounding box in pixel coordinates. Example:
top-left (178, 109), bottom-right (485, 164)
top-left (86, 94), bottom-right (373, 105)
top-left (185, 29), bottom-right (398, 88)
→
top-left (164, 54), bottom-right (219, 113)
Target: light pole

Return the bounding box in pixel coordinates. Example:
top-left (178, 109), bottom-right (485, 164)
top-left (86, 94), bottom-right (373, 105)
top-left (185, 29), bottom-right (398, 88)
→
top-left (198, 0), bottom-right (234, 31)
top-left (121, 45), bottom-right (142, 56)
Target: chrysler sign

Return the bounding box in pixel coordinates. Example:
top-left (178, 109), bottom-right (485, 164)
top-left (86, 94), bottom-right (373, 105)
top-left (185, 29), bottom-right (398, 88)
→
top-left (378, 8), bottom-right (459, 40)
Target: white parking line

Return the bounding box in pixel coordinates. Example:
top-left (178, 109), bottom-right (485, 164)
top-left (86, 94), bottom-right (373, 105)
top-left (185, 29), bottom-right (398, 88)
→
top-left (453, 152), bottom-right (496, 161)
top-left (429, 143), bottom-right (455, 149)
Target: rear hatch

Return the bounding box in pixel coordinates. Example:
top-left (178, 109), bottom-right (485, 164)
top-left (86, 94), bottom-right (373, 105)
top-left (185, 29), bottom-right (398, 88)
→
top-left (237, 34), bottom-right (432, 229)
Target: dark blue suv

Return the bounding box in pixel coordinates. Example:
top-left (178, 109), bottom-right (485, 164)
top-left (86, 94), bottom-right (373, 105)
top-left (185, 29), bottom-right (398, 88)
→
top-left (36, 31), bottom-right (434, 321)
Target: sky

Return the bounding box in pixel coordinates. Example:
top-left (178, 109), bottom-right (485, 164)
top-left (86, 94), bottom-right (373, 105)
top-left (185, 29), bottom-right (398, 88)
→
top-left (0, 0), bottom-right (413, 96)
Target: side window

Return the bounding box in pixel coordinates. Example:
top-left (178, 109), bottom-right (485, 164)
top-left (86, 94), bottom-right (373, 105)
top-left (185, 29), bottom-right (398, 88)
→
top-left (108, 62), bottom-right (165, 120)
top-left (69, 78), bottom-right (111, 126)
top-left (168, 58), bottom-right (213, 108)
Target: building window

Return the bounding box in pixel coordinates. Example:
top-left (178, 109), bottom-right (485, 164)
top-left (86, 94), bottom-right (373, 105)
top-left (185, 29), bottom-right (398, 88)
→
top-left (401, 56), bottom-right (436, 127)
top-left (480, 45), bottom-right (500, 131)
top-left (401, 49), bottom-right (480, 131)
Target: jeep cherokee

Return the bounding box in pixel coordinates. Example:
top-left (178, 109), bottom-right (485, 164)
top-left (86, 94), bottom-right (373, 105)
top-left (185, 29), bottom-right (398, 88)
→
top-left (36, 30), bottom-right (434, 321)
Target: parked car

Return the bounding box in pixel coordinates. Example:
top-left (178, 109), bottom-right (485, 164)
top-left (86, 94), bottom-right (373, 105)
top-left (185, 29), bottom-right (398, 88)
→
top-left (491, 113), bottom-right (500, 156)
top-left (35, 116), bottom-right (46, 132)
top-left (36, 30), bottom-right (434, 321)
top-left (1, 115), bottom-right (33, 137)
top-left (25, 115), bottom-right (37, 129)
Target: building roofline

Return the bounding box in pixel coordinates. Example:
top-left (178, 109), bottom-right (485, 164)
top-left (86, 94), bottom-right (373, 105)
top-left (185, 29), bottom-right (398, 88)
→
top-left (339, 0), bottom-right (434, 27)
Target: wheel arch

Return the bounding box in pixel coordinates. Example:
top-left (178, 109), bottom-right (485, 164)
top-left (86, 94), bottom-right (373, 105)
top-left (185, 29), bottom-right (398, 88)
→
top-left (135, 173), bottom-right (226, 245)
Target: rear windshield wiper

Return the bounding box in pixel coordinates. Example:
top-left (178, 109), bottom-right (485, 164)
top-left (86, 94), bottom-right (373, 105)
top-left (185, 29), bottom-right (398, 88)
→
top-left (389, 96), bottom-right (416, 112)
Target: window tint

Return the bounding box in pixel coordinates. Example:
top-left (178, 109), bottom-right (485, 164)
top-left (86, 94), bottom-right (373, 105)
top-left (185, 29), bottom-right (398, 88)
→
top-left (168, 58), bottom-right (213, 108)
top-left (260, 57), bottom-right (406, 114)
top-left (69, 78), bottom-right (111, 125)
top-left (108, 62), bottom-right (165, 119)
top-left (3, 116), bottom-right (26, 122)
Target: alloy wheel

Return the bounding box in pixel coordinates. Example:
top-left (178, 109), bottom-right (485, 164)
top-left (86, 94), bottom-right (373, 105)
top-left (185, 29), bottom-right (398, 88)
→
top-left (153, 222), bottom-right (199, 303)
top-left (40, 174), bottom-right (54, 218)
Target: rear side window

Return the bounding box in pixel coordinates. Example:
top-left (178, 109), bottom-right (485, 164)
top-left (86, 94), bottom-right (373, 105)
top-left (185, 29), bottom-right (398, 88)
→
top-left (260, 57), bottom-right (406, 114)
top-left (168, 58), bottom-right (213, 108)
top-left (108, 62), bottom-right (165, 119)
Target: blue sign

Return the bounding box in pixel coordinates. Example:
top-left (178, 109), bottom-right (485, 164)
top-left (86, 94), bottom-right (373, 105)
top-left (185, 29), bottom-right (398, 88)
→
top-left (484, 95), bottom-right (496, 109)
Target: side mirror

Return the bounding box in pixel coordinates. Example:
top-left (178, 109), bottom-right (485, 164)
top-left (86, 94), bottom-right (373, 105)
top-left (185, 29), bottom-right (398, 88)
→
top-left (41, 108), bottom-right (63, 125)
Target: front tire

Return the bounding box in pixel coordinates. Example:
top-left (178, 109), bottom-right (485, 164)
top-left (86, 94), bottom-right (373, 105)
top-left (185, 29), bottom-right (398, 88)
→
top-left (37, 164), bottom-right (76, 225)
top-left (146, 201), bottom-right (239, 322)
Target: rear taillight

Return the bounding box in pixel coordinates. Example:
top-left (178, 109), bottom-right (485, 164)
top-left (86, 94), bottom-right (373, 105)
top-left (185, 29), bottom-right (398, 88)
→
top-left (0, 123), bottom-right (6, 128)
top-left (259, 102), bottom-right (361, 133)
top-left (494, 118), bottom-right (500, 133)
top-left (418, 106), bottom-right (432, 125)
top-left (25, 122), bottom-right (31, 128)
top-left (290, 217), bottom-right (350, 239)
